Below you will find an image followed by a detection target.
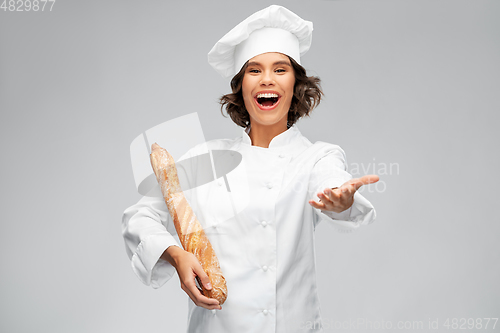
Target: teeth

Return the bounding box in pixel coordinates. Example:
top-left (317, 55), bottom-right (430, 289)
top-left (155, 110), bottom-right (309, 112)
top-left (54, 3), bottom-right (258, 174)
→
top-left (256, 93), bottom-right (279, 99)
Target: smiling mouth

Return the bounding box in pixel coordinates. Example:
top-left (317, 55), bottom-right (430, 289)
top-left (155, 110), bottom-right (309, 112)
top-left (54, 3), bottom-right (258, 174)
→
top-left (257, 96), bottom-right (279, 107)
top-left (255, 92), bottom-right (281, 109)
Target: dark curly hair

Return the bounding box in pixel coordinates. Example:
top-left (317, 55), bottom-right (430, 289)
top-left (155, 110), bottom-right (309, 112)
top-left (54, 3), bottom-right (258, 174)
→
top-left (219, 56), bottom-right (323, 129)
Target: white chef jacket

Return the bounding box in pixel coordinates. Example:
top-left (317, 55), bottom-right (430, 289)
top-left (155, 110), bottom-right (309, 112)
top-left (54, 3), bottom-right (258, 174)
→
top-left (122, 124), bottom-right (376, 333)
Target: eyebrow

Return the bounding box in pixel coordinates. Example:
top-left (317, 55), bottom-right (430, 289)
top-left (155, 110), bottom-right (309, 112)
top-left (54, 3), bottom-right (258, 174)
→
top-left (247, 60), bottom-right (291, 67)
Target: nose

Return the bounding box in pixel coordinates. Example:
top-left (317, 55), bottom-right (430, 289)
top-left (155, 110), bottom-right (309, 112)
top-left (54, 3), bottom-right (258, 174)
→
top-left (260, 70), bottom-right (275, 86)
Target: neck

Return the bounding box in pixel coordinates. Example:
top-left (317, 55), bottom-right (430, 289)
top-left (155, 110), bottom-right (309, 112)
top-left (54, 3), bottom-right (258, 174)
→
top-left (248, 121), bottom-right (288, 148)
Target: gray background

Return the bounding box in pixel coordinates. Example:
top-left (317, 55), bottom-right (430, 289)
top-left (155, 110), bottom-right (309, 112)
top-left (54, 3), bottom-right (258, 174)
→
top-left (1, 0), bottom-right (499, 332)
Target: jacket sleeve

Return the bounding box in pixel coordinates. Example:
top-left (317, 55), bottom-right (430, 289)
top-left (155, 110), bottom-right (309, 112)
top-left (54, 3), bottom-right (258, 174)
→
top-left (122, 184), bottom-right (181, 288)
top-left (121, 144), bottom-right (199, 289)
top-left (309, 144), bottom-right (376, 233)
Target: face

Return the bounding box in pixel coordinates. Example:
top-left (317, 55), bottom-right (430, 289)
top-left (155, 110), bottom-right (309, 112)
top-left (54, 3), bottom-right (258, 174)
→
top-left (241, 52), bottom-right (295, 130)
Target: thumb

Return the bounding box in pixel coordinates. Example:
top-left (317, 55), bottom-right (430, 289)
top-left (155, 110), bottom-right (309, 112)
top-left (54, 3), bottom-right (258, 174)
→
top-left (361, 174), bottom-right (379, 185)
top-left (194, 262), bottom-right (212, 290)
top-left (350, 174), bottom-right (380, 191)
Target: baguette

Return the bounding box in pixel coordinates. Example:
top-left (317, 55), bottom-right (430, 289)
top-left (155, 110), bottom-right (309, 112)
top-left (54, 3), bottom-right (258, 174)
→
top-left (150, 143), bottom-right (227, 305)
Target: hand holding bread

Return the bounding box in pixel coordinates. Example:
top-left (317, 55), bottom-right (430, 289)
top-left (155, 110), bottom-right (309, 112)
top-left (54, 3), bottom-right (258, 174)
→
top-left (162, 245), bottom-right (222, 310)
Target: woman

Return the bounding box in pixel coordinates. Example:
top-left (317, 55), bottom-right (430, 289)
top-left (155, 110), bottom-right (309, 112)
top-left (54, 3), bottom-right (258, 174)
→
top-left (122, 5), bottom-right (378, 333)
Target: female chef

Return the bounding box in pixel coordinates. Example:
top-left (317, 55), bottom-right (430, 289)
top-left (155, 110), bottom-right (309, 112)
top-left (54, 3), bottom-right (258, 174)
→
top-left (122, 5), bottom-right (378, 333)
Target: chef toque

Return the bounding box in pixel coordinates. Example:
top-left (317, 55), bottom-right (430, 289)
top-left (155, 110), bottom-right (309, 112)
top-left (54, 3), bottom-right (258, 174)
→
top-left (207, 5), bottom-right (313, 78)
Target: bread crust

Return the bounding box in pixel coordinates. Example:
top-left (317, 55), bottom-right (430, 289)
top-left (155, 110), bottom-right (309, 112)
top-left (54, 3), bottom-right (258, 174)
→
top-left (150, 143), bottom-right (227, 305)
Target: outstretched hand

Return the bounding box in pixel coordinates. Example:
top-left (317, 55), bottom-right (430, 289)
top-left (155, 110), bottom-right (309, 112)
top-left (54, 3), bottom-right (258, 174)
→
top-left (308, 175), bottom-right (379, 213)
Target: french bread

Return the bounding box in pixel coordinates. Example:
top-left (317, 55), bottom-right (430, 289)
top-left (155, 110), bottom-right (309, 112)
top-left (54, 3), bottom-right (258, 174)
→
top-left (150, 143), bottom-right (227, 305)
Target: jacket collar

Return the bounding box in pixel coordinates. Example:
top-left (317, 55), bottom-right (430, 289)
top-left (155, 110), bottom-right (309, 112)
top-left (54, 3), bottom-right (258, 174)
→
top-left (242, 123), bottom-right (300, 148)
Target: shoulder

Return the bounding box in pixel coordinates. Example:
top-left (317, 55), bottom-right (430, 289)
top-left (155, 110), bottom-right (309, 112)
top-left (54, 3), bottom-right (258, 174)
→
top-left (178, 137), bottom-right (237, 161)
top-left (311, 141), bottom-right (348, 170)
top-left (292, 128), bottom-right (345, 161)
top-left (312, 141), bottom-right (346, 160)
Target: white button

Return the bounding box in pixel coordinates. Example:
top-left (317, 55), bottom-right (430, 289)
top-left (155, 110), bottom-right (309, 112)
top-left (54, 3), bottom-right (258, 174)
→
top-left (262, 265), bottom-right (268, 271)
top-left (267, 183), bottom-right (273, 189)
top-left (261, 221), bottom-right (267, 227)
top-left (263, 309), bottom-right (269, 315)
top-left (212, 309), bottom-right (216, 314)
top-left (218, 179), bottom-right (223, 186)
top-left (279, 153), bottom-right (285, 158)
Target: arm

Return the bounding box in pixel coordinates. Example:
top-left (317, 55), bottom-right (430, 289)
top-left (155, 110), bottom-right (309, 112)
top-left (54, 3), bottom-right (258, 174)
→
top-left (122, 184), bottom-right (181, 288)
top-left (308, 145), bottom-right (377, 232)
top-left (122, 145), bottom-right (222, 310)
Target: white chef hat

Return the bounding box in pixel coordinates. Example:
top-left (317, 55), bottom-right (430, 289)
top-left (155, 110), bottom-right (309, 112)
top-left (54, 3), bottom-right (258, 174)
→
top-left (208, 5), bottom-right (313, 78)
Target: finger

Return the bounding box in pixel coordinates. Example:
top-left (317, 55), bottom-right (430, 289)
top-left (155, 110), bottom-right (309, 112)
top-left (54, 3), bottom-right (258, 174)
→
top-left (360, 174), bottom-right (379, 185)
top-left (338, 185), bottom-right (355, 205)
top-left (194, 293), bottom-right (222, 310)
top-left (308, 199), bottom-right (325, 210)
top-left (185, 278), bottom-right (220, 307)
top-left (180, 264), bottom-right (220, 307)
top-left (182, 282), bottom-right (202, 307)
top-left (195, 276), bottom-right (204, 294)
top-left (344, 175), bottom-right (379, 191)
top-left (193, 264), bottom-right (220, 304)
top-left (339, 185), bottom-right (350, 194)
top-left (319, 188), bottom-right (345, 211)
top-left (318, 191), bottom-right (333, 205)
top-left (326, 188), bottom-right (342, 202)
top-left (193, 264), bottom-right (212, 291)
top-left (318, 190), bottom-right (335, 210)
top-left (193, 291), bottom-right (221, 309)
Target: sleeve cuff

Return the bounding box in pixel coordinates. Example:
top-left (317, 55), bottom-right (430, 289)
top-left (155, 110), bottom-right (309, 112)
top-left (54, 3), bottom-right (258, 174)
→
top-left (317, 191), bottom-right (377, 233)
top-left (130, 232), bottom-right (181, 289)
top-left (320, 206), bottom-right (352, 221)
